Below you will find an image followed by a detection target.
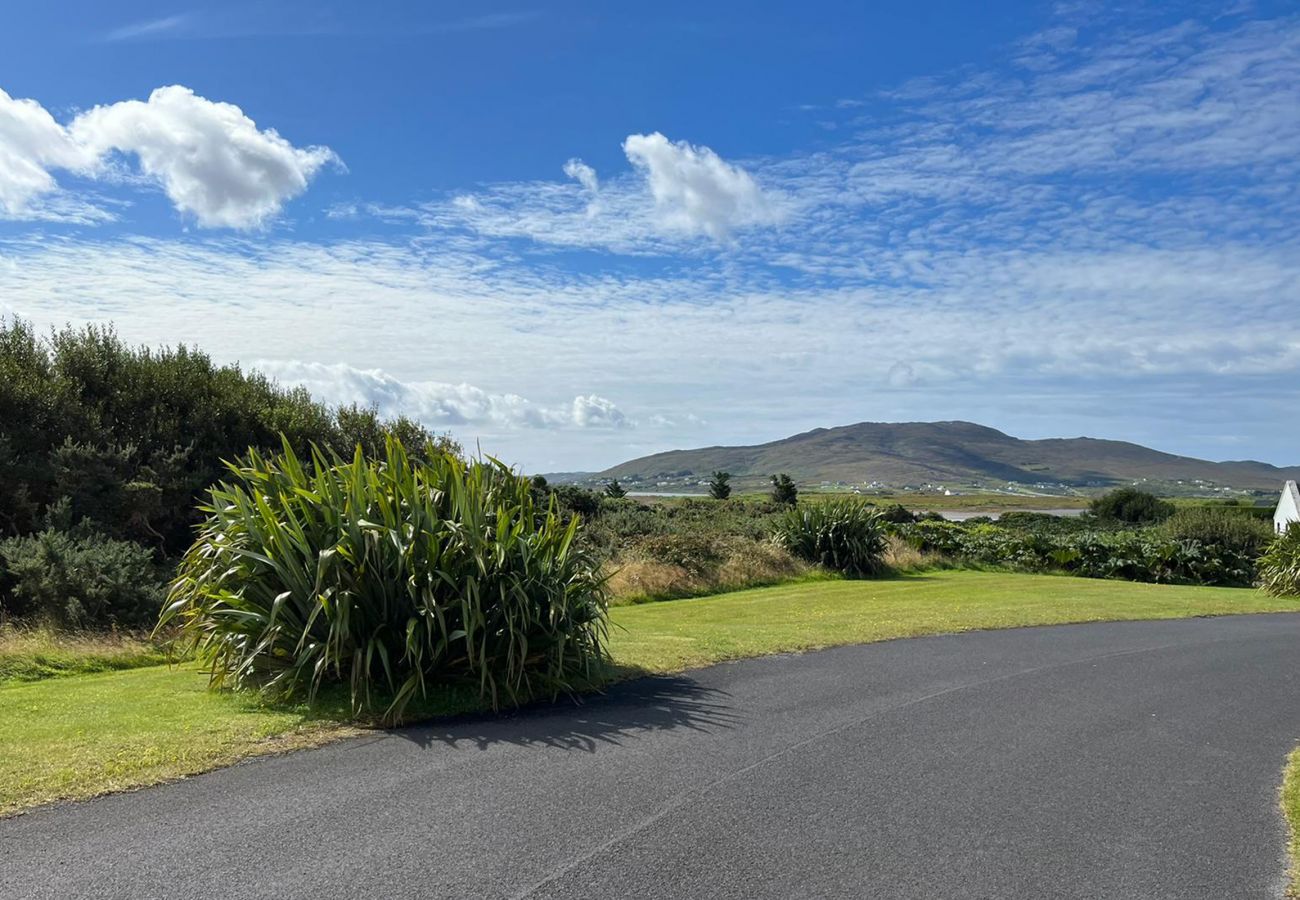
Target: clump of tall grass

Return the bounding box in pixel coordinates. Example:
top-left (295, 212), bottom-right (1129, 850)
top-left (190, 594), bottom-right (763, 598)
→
top-left (0, 624), bottom-right (166, 683)
top-left (1259, 523), bottom-right (1300, 597)
top-left (772, 500), bottom-right (887, 576)
top-left (160, 439), bottom-right (609, 724)
top-left (605, 537), bottom-right (809, 604)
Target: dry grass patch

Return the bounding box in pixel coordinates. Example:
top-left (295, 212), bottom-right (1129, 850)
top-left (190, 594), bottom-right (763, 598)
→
top-left (607, 539), bottom-right (813, 605)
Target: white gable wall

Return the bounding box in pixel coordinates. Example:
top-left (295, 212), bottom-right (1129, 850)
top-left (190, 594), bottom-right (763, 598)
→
top-left (1275, 481), bottom-right (1300, 534)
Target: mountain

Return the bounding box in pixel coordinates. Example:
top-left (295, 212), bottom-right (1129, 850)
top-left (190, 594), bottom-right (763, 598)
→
top-left (591, 421), bottom-right (1300, 492)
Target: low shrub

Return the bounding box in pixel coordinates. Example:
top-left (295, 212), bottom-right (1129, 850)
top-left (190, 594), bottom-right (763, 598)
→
top-left (773, 500), bottom-right (887, 576)
top-left (0, 528), bottom-right (164, 629)
top-left (633, 532), bottom-right (725, 577)
top-left (549, 484), bottom-right (602, 518)
top-left (1259, 524), bottom-right (1300, 597)
top-left (888, 517), bottom-right (1257, 586)
top-left (873, 503), bottom-right (917, 524)
top-left (160, 439), bottom-right (609, 723)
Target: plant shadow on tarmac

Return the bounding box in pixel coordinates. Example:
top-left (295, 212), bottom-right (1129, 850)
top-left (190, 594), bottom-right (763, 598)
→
top-left (389, 667), bottom-right (740, 754)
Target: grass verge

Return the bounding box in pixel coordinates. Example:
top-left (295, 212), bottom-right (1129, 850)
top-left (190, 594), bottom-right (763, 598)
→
top-left (3, 570), bottom-right (1297, 816)
top-left (1282, 748), bottom-right (1300, 896)
top-left (0, 626), bottom-right (166, 684)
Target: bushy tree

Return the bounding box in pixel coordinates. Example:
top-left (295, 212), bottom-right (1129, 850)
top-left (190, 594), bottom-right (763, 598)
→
top-left (770, 473), bottom-right (798, 506)
top-left (552, 484), bottom-right (602, 518)
top-left (604, 479), bottom-right (627, 499)
top-left (708, 471), bottom-right (732, 500)
top-left (1089, 487), bottom-right (1174, 525)
top-left (0, 318), bottom-right (457, 556)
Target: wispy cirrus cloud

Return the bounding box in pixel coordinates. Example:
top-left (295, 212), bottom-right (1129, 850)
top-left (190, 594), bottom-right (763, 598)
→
top-left (95, 9), bottom-right (540, 43)
top-left (386, 11), bottom-right (1300, 276)
top-left (100, 14), bottom-right (194, 43)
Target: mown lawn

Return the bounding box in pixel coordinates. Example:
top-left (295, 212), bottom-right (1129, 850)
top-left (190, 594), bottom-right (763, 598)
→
top-left (610, 570), bottom-right (1299, 671)
top-left (3, 570), bottom-right (1297, 816)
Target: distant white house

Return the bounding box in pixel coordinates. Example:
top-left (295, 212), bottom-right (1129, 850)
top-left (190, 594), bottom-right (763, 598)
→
top-left (1275, 481), bottom-right (1300, 534)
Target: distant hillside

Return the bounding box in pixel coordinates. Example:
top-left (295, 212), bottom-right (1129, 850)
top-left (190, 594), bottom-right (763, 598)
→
top-left (592, 421), bottom-right (1300, 492)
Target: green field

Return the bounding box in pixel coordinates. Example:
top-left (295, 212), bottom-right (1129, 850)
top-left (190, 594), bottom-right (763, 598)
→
top-left (705, 490), bottom-right (1092, 511)
top-left (3, 570), bottom-right (1297, 816)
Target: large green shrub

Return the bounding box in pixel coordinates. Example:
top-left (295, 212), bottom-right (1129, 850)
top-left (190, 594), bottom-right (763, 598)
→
top-left (1259, 524), bottom-right (1300, 597)
top-left (1158, 506), bottom-right (1274, 558)
top-left (773, 500), bottom-right (886, 576)
top-left (160, 439), bottom-right (609, 723)
top-left (1089, 488), bottom-right (1175, 525)
top-left (0, 528), bottom-right (164, 628)
top-left (0, 318), bottom-right (457, 555)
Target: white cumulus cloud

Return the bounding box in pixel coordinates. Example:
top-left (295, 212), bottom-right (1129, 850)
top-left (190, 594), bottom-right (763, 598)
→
top-left (0, 84), bottom-right (336, 228)
top-left (71, 86), bottom-right (338, 228)
top-left (621, 132), bottom-right (778, 238)
top-left (253, 360), bottom-right (632, 431)
top-left (0, 89), bottom-right (98, 215)
top-left (571, 394), bottom-right (629, 429)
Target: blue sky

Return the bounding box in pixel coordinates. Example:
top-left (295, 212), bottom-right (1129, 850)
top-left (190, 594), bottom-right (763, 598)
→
top-left (1, 1), bottom-right (1298, 472)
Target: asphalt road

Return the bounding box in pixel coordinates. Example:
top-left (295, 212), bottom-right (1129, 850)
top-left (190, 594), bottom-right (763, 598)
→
top-left (4, 614), bottom-right (1300, 899)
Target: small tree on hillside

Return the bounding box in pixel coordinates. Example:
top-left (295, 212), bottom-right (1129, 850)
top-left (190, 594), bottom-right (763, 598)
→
top-left (604, 479), bottom-right (627, 499)
top-left (708, 471), bottom-right (732, 500)
top-left (771, 473), bottom-right (798, 506)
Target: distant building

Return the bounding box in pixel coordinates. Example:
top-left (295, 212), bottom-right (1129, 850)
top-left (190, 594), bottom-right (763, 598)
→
top-left (1275, 481), bottom-right (1300, 534)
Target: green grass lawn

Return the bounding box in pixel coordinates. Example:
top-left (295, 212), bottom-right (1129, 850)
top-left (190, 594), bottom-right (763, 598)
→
top-left (3, 570), bottom-right (1297, 816)
top-left (1282, 748), bottom-right (1300, 896)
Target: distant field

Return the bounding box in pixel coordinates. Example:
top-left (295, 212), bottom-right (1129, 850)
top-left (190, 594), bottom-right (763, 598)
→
top-left (4, 571), bottom-right (1297, 816)
top-left (721, 491), bottom-right (1093, 511)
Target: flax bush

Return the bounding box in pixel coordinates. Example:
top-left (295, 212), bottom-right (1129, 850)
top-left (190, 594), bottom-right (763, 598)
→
top-left (772, 500), bottom-right (887, 576)
top-left (160, 439), bottom-right (608, 723)
top-left (1259, 523), bottom-right (1300, 597)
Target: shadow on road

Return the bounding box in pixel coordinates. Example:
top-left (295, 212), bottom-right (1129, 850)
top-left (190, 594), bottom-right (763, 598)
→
top-left (392, 674), bottom-right (740, 754)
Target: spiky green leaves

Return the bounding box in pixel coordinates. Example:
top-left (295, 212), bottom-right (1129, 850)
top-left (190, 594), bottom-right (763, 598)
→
top-left (159, 438), bottom-right (608, 723)
top-left (772, 500), bottom-right (887, 577)
top-left (1259, 523), bottom-right (1300, 597)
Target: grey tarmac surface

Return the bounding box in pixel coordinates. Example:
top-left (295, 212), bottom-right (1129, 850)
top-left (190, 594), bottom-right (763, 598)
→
top-left (3, 613), bottom-right (1300, 899)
